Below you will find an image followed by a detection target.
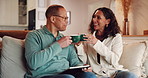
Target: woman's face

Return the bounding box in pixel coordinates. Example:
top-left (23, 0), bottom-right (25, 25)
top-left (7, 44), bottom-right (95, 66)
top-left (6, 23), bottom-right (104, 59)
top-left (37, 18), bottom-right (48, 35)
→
top-left (92, 10), bottom-right (110, 31)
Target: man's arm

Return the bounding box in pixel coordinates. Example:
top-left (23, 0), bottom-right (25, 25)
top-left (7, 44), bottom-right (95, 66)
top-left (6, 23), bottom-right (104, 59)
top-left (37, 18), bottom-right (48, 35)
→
top-left (25, 32), bottom-right (62, 70)
top-left (68, 45), bottom-right (83, 67)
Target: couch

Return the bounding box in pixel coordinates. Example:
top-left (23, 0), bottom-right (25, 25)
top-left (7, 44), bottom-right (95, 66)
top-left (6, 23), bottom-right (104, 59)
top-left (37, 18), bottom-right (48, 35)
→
top-left (0, 30), bottom-right (148, 78)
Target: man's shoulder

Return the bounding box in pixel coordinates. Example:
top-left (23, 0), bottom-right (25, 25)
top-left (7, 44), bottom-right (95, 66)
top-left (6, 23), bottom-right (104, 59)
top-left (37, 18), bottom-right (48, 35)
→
top-left (59, 33), bottom-right (64, 36)
top-left (28, 29), bottom-right (43, 35)
top-left (26, 29), bottom-right (44, 38)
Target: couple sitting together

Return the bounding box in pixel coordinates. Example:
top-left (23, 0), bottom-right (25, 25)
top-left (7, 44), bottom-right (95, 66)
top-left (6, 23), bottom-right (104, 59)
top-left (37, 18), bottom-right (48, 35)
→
top-left (24, 4), bottom-right (137, 78)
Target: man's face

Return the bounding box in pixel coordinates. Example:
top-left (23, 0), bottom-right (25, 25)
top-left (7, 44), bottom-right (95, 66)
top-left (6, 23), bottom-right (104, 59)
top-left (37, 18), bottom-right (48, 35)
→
top-left (52, 8), bottom-right (68, 31)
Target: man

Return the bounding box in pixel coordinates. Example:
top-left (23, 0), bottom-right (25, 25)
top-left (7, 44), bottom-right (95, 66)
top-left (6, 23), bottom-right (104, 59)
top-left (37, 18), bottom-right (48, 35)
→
top-left (25, 5), bottom-right (97, 78)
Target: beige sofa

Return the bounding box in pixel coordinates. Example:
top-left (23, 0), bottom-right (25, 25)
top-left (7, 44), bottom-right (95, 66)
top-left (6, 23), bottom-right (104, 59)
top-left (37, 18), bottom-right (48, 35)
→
top-left (0, 34), bottom-right (148, 78)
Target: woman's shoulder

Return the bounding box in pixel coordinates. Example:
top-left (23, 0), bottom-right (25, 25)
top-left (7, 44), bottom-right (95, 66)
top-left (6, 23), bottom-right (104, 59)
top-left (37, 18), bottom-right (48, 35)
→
top-left (108, 33), bottom-right (121, 38)
top-left (113, 33), bottom-right (122, 41)
top-left (107, 33), bottom-right (122, 41)
top-left (115, 33), bottom-right (122, 37)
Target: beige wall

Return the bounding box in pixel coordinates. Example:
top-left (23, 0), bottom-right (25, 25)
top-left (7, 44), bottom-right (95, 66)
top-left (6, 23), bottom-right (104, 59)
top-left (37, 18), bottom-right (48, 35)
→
top-left (0, 0), bottom-right (18, 26)
top-left (0, 0), bottom-right (28, 30)
top-left (47, 0), bottom-right (112, 35)
top-left (0, 0), bottom-right (148, 35)
top-left (115, 0), bottom-right (148, 35)
top-left (27, 0), bottom-right (36, 11)
top-left (47, 0), bottom-right (88, 35)
top-left (57, 0), bottom-right (148, 35)
top-left (129, 0), bottom-right (148, 35)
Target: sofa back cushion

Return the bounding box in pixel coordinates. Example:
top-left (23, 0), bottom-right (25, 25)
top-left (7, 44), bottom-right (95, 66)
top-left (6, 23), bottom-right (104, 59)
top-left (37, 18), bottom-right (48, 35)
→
top-left (144, 55), bottom-right (148, 77)
top-left (119, 40), bottom-right (148, 77)
top-left (0, 37), bottom-right (2, 52)
top-left (0, 36), bottom-right (26, 78)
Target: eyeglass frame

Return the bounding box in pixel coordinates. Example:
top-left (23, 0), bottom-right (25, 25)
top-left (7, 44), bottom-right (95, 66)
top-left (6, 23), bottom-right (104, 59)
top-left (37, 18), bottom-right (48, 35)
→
top-left (52, 15), bottom-right (68, 21)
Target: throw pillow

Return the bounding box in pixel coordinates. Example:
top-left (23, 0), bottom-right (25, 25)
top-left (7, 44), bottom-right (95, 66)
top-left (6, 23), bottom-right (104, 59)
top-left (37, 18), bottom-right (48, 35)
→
top-left (0, 37), bottom-right (2, 56)
top-left (143, 43), bottom-right (148, 77)
top-left (0, 36), bottom-right (26, 78)
top-left (119, 41), bottom-right (148, 77)
top-left (144, 56), bottom-right (148, 76)
top-left (0, 37), bottom-right (2, 50)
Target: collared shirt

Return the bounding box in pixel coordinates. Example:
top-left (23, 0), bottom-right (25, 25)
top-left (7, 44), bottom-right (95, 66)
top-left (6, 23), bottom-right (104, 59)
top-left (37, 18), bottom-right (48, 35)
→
top-left (25, 26), bottom-right (82, 78)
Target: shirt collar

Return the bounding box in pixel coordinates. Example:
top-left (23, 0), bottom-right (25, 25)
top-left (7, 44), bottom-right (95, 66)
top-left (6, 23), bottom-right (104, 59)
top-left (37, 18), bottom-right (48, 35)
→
top-left (42, 25), bottom-right (64, 38)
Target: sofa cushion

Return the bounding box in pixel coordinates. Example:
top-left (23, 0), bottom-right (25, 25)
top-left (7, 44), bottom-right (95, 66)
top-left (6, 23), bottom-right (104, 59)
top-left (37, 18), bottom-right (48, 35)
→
top-left (144, 53), bottom-right (148, 76)
top-left (0, 36), bottom-right (26, 78)
top-left (0, 37), bottom-right (2, 55)
top-left (119, 41), bottom-right (148, 77)
top-left (0, 37), bottom-right (2, 49)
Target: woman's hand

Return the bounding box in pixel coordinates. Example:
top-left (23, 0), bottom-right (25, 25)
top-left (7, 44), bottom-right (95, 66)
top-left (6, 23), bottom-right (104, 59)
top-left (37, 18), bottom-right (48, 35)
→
top-left (84, 34), bottom-right (98, 45)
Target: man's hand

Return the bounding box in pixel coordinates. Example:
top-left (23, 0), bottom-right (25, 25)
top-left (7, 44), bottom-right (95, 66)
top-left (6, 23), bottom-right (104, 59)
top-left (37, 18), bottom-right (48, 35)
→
top-left (82, 66), bottom-right (93, 72)
top-left (57, 36), bottom-right (72, 48)
top-left (73, 41), bottom-right (82, 46)
top-left (81, 64), bottom-right (92, 72)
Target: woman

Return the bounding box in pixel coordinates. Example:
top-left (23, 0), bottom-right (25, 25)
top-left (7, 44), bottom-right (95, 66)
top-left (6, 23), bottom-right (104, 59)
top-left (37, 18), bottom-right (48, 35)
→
top-left (76, 7), bottom-right (137, 78)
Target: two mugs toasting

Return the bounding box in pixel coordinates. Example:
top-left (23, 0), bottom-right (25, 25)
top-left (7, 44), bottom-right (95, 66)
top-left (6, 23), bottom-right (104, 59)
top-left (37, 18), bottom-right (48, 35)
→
top-left (70, 34), bottom-right (88, 43)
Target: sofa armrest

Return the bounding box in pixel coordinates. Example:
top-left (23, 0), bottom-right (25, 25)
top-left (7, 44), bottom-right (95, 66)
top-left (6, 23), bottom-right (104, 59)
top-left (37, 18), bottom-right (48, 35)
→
top-left (0, 30), bottom-right (30, 39)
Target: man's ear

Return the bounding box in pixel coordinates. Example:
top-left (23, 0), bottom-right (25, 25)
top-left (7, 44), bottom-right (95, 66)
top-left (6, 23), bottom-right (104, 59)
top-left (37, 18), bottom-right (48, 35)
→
top-left (50, 16), bottom-right (55, 23)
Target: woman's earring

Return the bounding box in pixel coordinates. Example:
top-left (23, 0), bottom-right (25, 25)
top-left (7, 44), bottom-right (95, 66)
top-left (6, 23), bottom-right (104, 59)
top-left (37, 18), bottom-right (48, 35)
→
top-left (106, 24), bottom-right (108, 27)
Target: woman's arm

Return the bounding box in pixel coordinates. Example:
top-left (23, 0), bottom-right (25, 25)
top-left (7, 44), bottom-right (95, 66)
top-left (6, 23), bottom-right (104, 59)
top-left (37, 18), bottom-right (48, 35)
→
top-left (93, 34), bottom-right (123, 65)
top-left (75, 43), bottom-right (88, 64)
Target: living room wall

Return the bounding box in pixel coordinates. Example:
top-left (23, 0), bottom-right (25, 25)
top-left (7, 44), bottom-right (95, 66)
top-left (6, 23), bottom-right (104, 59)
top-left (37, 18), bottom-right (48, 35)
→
top-left (0, 0), bottom-right (18, 26)
top-left (0, 0), bottom-right (147, 35)
top-left (47, 0), bottom-right (88, 35)
top-left (47, 0), bottom-right (112, 35)
top-left (48, 0), bottom-right (148, 35)
top-left (114, 0), bottom-right (148, 35)
top-left (0, 0), bottom-right (28, 30)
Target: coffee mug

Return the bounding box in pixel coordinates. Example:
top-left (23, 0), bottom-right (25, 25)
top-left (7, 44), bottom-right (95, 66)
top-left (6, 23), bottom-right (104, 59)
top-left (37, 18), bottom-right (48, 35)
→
top-left (80, 34), bottom-right (87, 41)
top-left (71, 35), bottom-right (81, 43)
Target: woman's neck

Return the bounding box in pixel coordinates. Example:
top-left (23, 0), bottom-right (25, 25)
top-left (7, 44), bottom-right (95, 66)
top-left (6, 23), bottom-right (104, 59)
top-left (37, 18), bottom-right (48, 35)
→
top-left (96, 30), bottom-right (104, 41)
top-left (96, 30), bottom-right (104, 36)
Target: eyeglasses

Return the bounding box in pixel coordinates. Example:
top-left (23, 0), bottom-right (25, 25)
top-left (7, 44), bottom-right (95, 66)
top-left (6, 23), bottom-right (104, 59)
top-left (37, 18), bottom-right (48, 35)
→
top-left (53, 15), bottom-right (68, 21)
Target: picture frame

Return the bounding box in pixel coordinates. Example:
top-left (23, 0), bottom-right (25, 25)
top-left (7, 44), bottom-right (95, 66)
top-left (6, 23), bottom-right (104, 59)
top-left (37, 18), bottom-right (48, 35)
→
top-left (67, 11), bottom-right (71, 25)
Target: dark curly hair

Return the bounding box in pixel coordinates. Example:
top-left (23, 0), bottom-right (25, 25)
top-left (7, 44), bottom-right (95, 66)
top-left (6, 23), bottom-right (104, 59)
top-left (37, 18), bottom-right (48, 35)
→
top-left (88, 7), bottom-right (121, 39)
